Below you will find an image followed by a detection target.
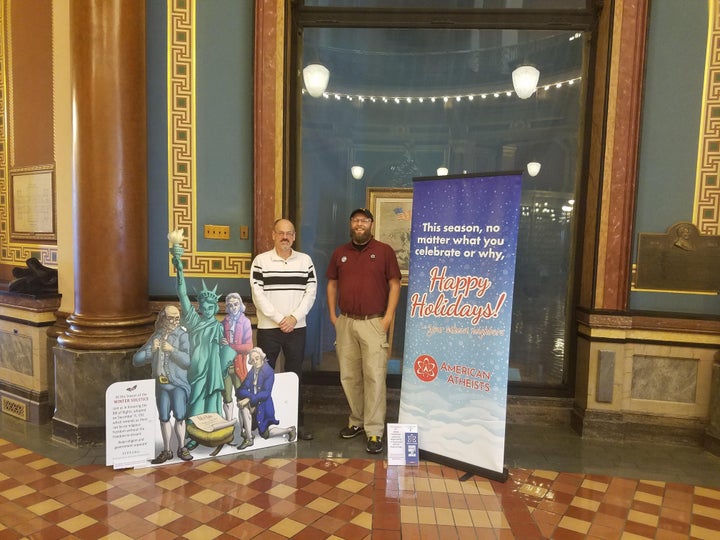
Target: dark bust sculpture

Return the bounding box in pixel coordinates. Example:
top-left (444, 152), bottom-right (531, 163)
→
top-left (673, 224), bottom-right (694, 251)
top-left (9, 258), bottom-right (58, 294)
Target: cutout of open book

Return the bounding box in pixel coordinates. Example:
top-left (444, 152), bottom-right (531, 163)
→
top-left (189, 413), bottom-right (236, 433)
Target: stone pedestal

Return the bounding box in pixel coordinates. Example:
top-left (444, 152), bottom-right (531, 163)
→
top-left (52, 347), bottom-right (148, 447)
top-left (0, 292), bottom-right (60, 424)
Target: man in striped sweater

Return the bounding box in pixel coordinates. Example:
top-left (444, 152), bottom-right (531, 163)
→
top-left (250, 219), bottom-right (317, 440)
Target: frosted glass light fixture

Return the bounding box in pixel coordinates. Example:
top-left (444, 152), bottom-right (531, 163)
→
top-left (351, 165), bottom-right (364, 180)
top-left (303, 64), bottom-right (330, 97)
top-left (526, 161), bottom-right (542, 177)
top-left (512, 65), bottom-right (540, 99)
top-left (436, 167), bottom-right (449, 176)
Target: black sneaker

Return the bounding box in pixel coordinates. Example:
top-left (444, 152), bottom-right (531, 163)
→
top-left (339, 425), bottom-right (365, 439)
top-left (366, 436), bottom-right (383, 454)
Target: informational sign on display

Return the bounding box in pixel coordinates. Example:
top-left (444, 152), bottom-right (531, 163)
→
top-left (106, 374), bottom-right (298, 469)
top-left (398, 172), bottom-right (522, 480)
top-left (387, 423), bottom-right (419, 466)
top-left (106, 379), bottom-right (157, 469)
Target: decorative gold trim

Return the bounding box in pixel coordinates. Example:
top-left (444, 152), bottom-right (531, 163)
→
top-left (167, 0), bottom-right (251, 278)
top-left (577, 322), bottom-right (720, 345)
top-left (694, 0), bottom-right (720, 234)
top-left (0, 0), bottom-right (56, 268)
top-left (9, 164), bottom-right (53, 173)
top-left (630, 287), bottom-right (716, 296)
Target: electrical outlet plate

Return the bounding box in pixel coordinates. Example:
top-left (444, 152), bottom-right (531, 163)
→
top-left (204, 224), bottom-right (230, 239)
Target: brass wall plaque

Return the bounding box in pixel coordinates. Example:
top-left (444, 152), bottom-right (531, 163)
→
top-left (635, 222), bottom-right (720, 292)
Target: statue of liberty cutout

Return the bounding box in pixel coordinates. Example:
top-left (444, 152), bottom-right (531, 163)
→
top-left (169, 230), bottom-right (237, 455)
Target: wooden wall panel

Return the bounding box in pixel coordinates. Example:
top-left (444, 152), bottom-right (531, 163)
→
top-left (8, 0), bottom-right (53, 167)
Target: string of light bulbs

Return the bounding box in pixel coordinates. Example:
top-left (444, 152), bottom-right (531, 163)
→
top-left (302, 75), bottom-right (582, 103)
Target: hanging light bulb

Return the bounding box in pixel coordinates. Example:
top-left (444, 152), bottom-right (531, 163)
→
top-left (350, 165), bottom-right (364, 180)
top-left (436, 167), bottom-right (449, 176)
top-left (303, 64), bottom-right (330, 98)
top-left (512, 65), bottom-right (540, 99)
top-left (526, 161), bottom-right (541, 177)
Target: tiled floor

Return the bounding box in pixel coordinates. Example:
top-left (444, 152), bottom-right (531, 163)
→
top-left (1, 406), bottom-right (720, 538)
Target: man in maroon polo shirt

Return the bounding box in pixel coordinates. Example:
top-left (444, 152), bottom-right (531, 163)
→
top-left (326, 208), bottom-right (401, 454)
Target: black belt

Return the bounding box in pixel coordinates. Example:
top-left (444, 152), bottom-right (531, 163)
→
top-left (341, 312), bottom-right (383, 320)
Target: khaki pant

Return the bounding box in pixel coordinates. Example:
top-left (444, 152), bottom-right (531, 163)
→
top-left (335, 315), bottom-right (389, 438)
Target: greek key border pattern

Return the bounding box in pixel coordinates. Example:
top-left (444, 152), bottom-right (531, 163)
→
top-left (167, 2), bottom-right (194, 252)
top-left (696, 1), bottom-right (720, 235)
top-left (168, 1), bottom-right (251, 278)
top-left (0, 0), bottom-right (56, 268)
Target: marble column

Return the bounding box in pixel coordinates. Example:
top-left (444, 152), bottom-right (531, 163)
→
top-left (53, 0), bottom-right (155, 445)
top-left (253, 0), bottom-right (283, 252)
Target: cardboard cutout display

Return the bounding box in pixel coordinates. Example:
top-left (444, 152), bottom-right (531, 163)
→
top-left (106, 231), bottom-right (297, 468)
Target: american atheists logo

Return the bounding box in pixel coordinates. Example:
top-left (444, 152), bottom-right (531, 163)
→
top-left (413, 355), bottom-right (492, 391)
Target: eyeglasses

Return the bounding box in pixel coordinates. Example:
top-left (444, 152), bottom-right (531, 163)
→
top-left (350, 217), bottom-right (372, 224)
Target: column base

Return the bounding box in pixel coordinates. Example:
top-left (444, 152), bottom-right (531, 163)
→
top-left (52, 346), bottom-right (149, 447)
top-left (52, 417), bottom-right (105, 447)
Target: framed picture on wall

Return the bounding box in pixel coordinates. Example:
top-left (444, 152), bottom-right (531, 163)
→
top-left (367, 187), bottom-right (413, 286)
top-left (10, 167), bottom-right (56, 242)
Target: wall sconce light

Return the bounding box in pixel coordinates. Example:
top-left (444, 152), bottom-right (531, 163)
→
top-left (526, 161), bottom-right (542, 177)
top-left (512, 65), bottom-right (540, 99)
top-left (351, 165), bottom-right (364, 180)
top-left (303, 63), bottom-right (330, 97)
top-left (436, 166), bottom-right (449, 176)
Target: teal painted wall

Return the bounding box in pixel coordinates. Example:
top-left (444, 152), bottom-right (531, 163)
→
top-left (147, 0), bottom-right (170, 295)
top-left (196, 1), bottom-right (254, 252)
top-left (631, 0), bottom-right (718, 315)
top-left (143, 0), bottom-right (717, 315)
top-left (147, 0), bottom-right (254, 298)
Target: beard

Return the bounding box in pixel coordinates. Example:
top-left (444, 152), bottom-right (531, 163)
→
top-left (351, 228), bottom-right (372, 244)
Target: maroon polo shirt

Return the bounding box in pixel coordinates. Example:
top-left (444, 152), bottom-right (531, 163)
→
top-left (326, 237), bottom-right (401, 317)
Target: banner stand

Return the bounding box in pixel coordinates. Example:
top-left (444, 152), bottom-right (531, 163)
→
top-left (420, 450), bottom-right (509, 483)
top-left (398, 171), bottom-right (523, 482)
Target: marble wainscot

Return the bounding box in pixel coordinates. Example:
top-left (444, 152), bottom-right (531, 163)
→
top-left (0, 291), bottom-right (60, 423)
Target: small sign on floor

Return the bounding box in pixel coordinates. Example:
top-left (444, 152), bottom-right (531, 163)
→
top-left (387, 423), bottom-right (419, 466)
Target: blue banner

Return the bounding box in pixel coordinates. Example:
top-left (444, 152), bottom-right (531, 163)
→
top-left (398, 172), bottom-right (522, 478)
